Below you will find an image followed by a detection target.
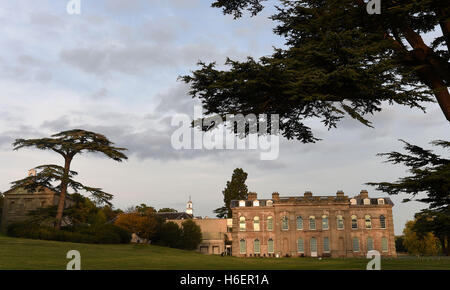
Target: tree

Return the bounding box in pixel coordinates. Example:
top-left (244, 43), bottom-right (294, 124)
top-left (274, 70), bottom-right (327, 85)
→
top-left (134, 204), bottom-right (157, 216)
top-left (214, 168), bottom-right (249, 218)
top-left (158, 208), bottom-right (178, 213)
top-left (403, 220), bottom-right (441, 256)
top-left (180, 219), bottom-right (203, 250)
top-left (414, 210), bottom-right (450, 255)
top-left (159, 222), bottom-right (182, 248)
top-left (12, 130), bottom-right (128, 229)
top-left (367, 140), bottom-right (450, 212)
top-left (0, 192), bottom-right (3, 225)
top-left (114, 212), bottom-right (159, 241)
top-left (182, 0), bottom-right (449, 143)
top-left (367, 139), bottom-right (450, 255)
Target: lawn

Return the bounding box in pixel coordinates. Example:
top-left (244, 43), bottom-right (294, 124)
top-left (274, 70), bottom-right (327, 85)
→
top-left (0, 234), bottom-right (449, 270)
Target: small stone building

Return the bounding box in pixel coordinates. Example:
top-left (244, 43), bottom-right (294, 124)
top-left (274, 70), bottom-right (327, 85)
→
top-left (231, 190), bottom-right (396, 258)
top-left (0, 171), bottom-right (74, 232)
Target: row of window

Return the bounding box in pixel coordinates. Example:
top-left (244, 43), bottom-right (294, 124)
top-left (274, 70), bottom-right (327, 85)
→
top-left (239, 215), bottom-right (386, 231)
top-left (239, 237), bottom-right (389, 254)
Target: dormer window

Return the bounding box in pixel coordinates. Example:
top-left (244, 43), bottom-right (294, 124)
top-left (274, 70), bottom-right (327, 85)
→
top-left (350, 198), bottom-right (357, 205)
top-left (239, 200), bottom-right (246, 207)
top-left (363, 198), bottom-right (371, 205)
top-left (253, 200), bottom-right (260, 207)
top-left (378, 198), bottom-right (385, 205)
top-left (266, 200), bottom-right (273, 207)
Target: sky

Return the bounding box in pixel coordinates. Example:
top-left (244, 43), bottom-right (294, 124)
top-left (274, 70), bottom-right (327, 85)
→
top-left (0, 0), bottom-right (448, 235)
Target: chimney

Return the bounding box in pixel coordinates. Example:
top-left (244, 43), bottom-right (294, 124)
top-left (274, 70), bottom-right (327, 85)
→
top-left (336, 190), bottom-right (344, 198)
top-left (247, 192), bottom-right (258, 201)
top-left (359, 190), bottom-right (369, 199)
top-left (272, 192), bottom-right (280, 201)
top-left (28, 169), bottom-right (37, 177)
top-left (304, 191), bottom-right (313, 198)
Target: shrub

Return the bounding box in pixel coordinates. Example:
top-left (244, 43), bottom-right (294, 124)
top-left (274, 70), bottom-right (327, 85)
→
top-left (7, 222), bottom-right (131, 244)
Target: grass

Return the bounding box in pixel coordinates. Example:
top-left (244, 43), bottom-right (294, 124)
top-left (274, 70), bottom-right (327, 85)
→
top-left (0, 234), bottom-right (449, 270)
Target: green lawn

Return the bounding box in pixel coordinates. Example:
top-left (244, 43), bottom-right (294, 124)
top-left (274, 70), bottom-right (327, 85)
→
top-left (0, 234), bottom-right (449, 270)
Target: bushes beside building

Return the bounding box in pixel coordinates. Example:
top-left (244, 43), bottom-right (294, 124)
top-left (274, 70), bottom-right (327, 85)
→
top-left (7, 222), bottom-right (130, 244)
top-left (114, 209), bottom-right (203, 250)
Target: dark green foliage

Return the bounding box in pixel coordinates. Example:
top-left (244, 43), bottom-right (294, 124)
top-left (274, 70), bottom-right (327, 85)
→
top-left (182, 0), bottom-right (450, 143)
top-left (180, 219), bottom-right (203, 250)
top-left (214, 168), bottom-right (248, 218)
top-left (367, 140), bottom-right (450, 212)
top-left (159, 222), bottom-right (182, 248)
top-left (395, 236), bottom-right (407, 253)
top-left (7, 222), bottom-right (130, 244)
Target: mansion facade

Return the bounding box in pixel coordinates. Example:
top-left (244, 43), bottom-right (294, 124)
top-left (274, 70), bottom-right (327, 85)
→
top-left (230, 190), bottom-right (396, 258)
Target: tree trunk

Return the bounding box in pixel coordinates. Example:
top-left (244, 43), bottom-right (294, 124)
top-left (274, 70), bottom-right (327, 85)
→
top-left (55, 157), bottom-right (72, 229)
top-left (421, 69), bottom-right (450, 122)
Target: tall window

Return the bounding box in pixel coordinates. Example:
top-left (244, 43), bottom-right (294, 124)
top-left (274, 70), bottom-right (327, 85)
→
top-left (253, 216), bottom-right (260, 231)
top-left (309, 216), bottom-right (316, 230)
top-left (282, 216), bottom-right (289, 230)
top-left (367, 237), bottom-right (374, 251)
top-left (353, 237), bottom-right (360, 252)
top-left (239, 239), bottom-right (246, 254)
top-left (254, 239), bottom-right (260, 254)
top-left (365, 215), bottom-right (372, 229)
top-left (296, 216), bottom-right (303, 230)
top-left (297, 238), bottom-right (304, 253)
top-left (337, 215), bottom-right (344, 229)
top-left (351, 215), bottom-right (358, 229)
top-left (323, 237), bottom-right (330, 253)
top-left (267, 216), bottom-right (273, 231)
top-left (380, 215), bottom-right (386, 229)
top-left (381, 237), bottom-right (388, 252)
top-left (322, 215), bottom-right (329, 230)
top-left (239, 216), bottom-right (246, 231)
top-left (310, 237), bottom-right (317, 253)
top-left (268, 239), bottom-right (274, 253)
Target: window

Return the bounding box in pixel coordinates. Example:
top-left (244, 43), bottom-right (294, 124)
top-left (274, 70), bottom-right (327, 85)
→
top-left (253, 216), bottom-right (260, 231)
top-left (322, 215), bottom-right (329, 230)
top-left (363, 198), bottom-right (371, 205)
top-left (382, 237), bottom-right (388, 252)
top-left (239, 216), bottom-right (246, 231)
top-left (254, 239), bottom-right (260, 254)
top-left (353, 237), bottom-right (360, 252)
top-left (297, 238), bottom-right (304, 253)
top-left (266, 200), bottom-right (273, 207)
top-left (268, 239), bottom-right (274, 253)
top-left (365, 215), bottom-right (372, 229)
top-left (351, 215), bottom-right (358, 229)
top-left (350, 198), bottom-right (357, 205)
top-left (240, 239), bottom-right (246, 254)
top-left (378, 198), bottom-right (385, 205)
top-left (310, 237), bottom-right (317, 253)
top-left (309, 216), bottom-right (316, 230)
top-left (281, 216), bottom-right (289, 230)
top-left (267, 216), bottom-right (273, 231)
top-left (296, 216), bottom-right (303, 230)
top-left (253, 200), bottom-right (260, 207)
top-left (337, 215), bottom-right (344, 229)
top-left (367, 237), bottom-right (374, 251)
top-left (380, 215), bottom-right (386, 229)
top-left (239, 200), bottom-right (245, 207)
top-left (323, 237), bottom-right (330, 253)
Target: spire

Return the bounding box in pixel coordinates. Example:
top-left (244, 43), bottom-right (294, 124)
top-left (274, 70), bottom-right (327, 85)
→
top-left (186, 196), bottom-right (193, 216)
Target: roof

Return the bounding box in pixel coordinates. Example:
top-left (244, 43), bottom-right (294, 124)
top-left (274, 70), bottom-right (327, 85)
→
top-left (156, 212), bottom-right (193, 220)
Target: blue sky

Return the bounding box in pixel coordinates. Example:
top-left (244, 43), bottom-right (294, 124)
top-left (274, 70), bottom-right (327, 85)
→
top-left (0, 0), bottom-right (448, 235)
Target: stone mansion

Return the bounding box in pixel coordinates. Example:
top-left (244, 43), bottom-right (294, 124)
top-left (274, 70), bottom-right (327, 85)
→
top-left (230, 190), bottom-right (396, 258)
